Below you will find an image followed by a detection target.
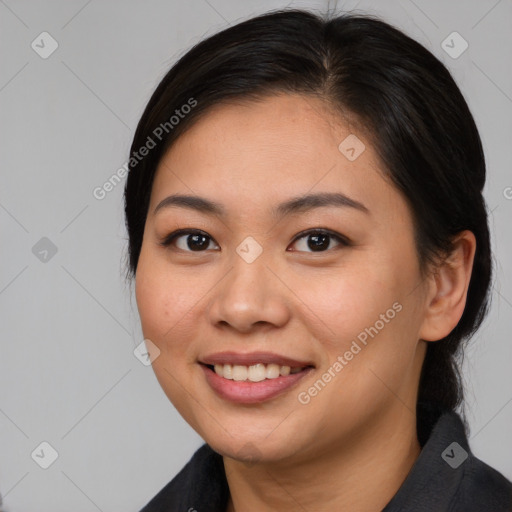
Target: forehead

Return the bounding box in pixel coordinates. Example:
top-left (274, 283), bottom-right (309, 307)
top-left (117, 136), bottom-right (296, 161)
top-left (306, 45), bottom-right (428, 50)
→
top-left (149, 93), bottom-right (404, 224)
top-left (161, 93), bottom-right (359, 171)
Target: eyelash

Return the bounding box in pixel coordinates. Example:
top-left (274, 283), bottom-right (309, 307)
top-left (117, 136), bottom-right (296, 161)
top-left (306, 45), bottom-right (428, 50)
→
top-left (158, 228), bottom-right (351, 253)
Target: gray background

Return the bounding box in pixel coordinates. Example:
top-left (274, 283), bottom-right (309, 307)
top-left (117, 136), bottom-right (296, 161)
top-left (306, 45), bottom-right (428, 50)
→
top-left (0, 0), bottom-right (511, 510)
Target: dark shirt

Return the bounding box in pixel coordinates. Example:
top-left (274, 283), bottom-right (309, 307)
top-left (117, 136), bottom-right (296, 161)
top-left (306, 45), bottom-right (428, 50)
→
top-left (139, 407), bottom-right (512, 511)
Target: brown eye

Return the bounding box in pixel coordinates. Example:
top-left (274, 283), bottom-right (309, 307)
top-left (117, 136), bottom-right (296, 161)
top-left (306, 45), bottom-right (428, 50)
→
top-left (289, 229), bottom-right (349, 253)
top-left (160, 229), bottom-right (220, 252)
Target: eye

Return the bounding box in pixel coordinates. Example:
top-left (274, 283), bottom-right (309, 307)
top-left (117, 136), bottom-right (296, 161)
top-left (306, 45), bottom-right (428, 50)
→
top-left (159, 228), bottom-right (350, 253)
top-left (288, 228), bottom-right (350, 253)
top-left (159, 229), bottom-right (220, 252)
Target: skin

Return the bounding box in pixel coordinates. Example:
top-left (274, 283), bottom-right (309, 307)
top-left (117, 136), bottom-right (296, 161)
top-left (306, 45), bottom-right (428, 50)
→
top-left (135, 93), bottom-right (476, 511)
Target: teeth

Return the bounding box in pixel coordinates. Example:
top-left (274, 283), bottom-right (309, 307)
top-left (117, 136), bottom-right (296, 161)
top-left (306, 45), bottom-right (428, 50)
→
top-left (223, 364), bottom-right (233, 380)
top-left (211, 363), bottom-right (305, 381)
top-left (280, 365), bottom-right (290, 376)
top-left (248, 363), bottom-right (266, 382)
top-left (233, 365), bottom-right (248, 381)
top-left (266, 364), bottom-right (280, 379)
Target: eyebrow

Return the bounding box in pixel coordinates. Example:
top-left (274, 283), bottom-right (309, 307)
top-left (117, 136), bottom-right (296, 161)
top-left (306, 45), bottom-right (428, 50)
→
top-left (153, 192), bottom-right (369, 217)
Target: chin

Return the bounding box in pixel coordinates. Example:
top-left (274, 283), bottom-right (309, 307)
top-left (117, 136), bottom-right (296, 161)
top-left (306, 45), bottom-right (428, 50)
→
top-left (197, 420), bottom-right (310, 466)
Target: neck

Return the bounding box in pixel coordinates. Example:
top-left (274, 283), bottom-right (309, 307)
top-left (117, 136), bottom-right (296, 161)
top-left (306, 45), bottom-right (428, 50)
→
top-left (223, 406), bottom-right (421, 512)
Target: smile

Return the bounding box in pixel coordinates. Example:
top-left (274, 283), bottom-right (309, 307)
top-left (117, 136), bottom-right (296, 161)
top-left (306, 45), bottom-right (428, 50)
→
top-left (210, 363), bottom-right (304, 382)
top-left (199, 362), bottom-right (314, 404)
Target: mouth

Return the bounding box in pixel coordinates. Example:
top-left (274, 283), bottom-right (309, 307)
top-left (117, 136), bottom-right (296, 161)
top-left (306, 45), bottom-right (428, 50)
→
top-left (198, 352), bottom-right (315, 403)
top-left (202, 362), bottom-right (311, 381)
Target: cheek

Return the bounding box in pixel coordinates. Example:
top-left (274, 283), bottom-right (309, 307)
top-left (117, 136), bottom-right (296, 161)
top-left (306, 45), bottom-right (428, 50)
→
top-left (134, 254), bottom-right (201, 412)
top-left (135, 252), bottom-right (193, 346)
top-left (135, 270), bottom-right (168, 338)
top-left (301, 266), bottom-right (396, 341)
top-left (303, 251), bottom-right (422, 370)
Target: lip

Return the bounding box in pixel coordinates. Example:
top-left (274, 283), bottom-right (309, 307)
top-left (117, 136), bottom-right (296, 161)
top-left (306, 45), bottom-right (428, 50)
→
top-left (199, 351), bottom-right (314, 368)
top-left (200, 364), bottom-right (314, 404)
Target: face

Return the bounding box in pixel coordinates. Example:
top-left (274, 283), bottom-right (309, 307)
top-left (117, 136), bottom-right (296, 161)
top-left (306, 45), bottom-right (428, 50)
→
top-left (135, 93), bottom-right (430, 464)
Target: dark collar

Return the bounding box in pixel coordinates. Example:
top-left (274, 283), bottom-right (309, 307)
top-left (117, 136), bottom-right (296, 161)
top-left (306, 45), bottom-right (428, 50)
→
top-left (140, 406), bottom-right (512, 511)
top-left (383, 407), bottom-right (471, 511)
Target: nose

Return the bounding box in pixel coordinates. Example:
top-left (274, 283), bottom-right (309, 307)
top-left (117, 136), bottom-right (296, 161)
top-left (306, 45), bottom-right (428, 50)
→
top-left (206, 247), bottom-right (291, 334)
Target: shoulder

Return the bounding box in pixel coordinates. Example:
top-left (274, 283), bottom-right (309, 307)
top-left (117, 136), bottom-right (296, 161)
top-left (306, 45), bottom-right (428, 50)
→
top-left (384, 408), bottom-right (512, 511)
top-left (455, 453), bottom-right (512, 511)
top-left (438, 411), bottom-right (512, 511)
top-left (139, 443), bottom-right (229, 512)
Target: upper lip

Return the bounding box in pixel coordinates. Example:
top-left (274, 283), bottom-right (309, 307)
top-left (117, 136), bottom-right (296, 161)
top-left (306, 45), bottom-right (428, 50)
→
top-left (200, 351), bottom-right (314, 368)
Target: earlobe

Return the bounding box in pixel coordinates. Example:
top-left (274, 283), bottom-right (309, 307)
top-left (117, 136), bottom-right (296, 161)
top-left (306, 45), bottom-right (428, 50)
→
top-left (419, 230), bottom-right (477, 342)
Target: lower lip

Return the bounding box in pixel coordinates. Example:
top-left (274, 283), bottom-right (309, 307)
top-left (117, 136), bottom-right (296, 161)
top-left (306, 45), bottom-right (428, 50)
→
top-left (200, 364), bottom-right (313, 404)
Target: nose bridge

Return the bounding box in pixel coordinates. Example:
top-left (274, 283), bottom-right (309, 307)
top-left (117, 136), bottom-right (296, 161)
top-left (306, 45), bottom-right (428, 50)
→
top-left (208, 235), bottom-right (288, 331)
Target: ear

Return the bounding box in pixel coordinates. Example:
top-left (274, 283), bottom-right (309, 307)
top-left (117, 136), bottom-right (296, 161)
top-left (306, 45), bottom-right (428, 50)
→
top-left (418, 230), bottom-right (476, 342)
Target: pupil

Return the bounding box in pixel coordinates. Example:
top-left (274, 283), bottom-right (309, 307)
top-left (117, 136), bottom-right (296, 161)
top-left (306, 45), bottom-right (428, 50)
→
top-left (188, 234), bottom-right (209, 251)
top-left (184, 233), bottom-right (330, 251)
top-left (308, 234), bottom-right (329, 251)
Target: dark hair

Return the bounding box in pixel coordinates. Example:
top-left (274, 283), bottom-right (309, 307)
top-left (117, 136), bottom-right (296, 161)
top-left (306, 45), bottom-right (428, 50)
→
top-left (124, 9), bottom-right (492, 425)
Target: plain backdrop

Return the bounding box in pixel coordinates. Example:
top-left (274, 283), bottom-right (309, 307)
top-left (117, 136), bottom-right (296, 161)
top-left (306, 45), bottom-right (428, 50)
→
top-left (0, 0), bottom-right (511, 510)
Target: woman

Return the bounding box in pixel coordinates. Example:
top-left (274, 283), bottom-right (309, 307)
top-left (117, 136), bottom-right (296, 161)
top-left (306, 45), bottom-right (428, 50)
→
top-left (124, 8), bottom-right (512, 511)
